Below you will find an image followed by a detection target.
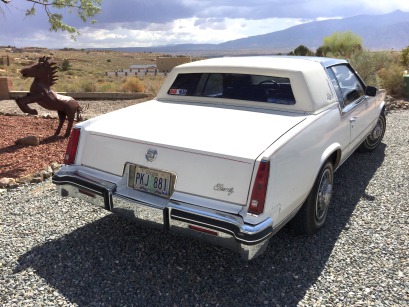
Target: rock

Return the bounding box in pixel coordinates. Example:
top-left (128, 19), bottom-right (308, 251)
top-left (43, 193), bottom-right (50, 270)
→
top-left (42, 113), bottom-right (53, 119)
top-left (15, 136), bottom-right (40, 146)
top-left (50, 161), bottom-right (62, 172)
top-left (31, 177), bottom-right (43, 184)
top-left (33, 171), bottom-right (45, 181)
top-left (8, 182), bottom-right (19, 189)
top-left (17, 175), bottom-right (34, 184)
top-left (41, 166), bottom-right (53, 179)
top-left (0, 177), bottom-right (16, 188)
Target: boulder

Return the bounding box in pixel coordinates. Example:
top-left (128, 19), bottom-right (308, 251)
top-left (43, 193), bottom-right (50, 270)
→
top-left (15, 135), bottom-right (40, 146)
top-left (0, 177), bottom-right (16, 188)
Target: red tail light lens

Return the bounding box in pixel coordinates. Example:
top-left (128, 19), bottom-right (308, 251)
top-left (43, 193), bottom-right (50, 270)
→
top-left (248, 160), bottom-right (270, 215)
top-left (64, 128), bottom-right (81, 165)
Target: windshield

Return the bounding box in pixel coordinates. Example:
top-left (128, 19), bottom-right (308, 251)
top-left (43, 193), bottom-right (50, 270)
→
top-left (168, 73), bottom-right (296, 105)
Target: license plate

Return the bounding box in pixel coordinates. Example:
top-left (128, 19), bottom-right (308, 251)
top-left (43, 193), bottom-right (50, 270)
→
top-left (128, 164), bottom-right (175, 198)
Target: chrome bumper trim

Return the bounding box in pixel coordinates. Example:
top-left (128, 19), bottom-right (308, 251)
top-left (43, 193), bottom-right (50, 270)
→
top-left (53, 169), bottom-right (273, 260)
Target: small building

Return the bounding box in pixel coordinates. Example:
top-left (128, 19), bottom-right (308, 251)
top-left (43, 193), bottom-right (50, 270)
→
top-left (156, 56), bottom-right (191, 73)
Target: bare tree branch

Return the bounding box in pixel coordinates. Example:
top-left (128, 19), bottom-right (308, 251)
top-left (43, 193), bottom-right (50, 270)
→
top-left (1, 0), bottom-right (102, 38)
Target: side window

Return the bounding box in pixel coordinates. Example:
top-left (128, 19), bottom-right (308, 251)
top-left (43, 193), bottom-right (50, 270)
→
top-left (330, 65), bottom-right (365, 108)
top-left (168, 73), bottom-right (202, 96)
top-left (326, 68), bottom-right (343, 106)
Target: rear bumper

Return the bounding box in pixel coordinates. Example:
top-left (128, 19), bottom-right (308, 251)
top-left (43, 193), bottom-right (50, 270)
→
top-left (52, 169), bottom-right (273, 260)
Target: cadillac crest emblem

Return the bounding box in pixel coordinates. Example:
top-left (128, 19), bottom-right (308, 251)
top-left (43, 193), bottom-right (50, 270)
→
top-left (145, 148), bottom-right (158, 162)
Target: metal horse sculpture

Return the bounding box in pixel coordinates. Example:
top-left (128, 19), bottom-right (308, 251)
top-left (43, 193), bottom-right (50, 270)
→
top-left (15, 56), bottom-right (83, 137)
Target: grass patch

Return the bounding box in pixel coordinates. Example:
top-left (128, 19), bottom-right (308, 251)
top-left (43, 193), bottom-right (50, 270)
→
top-left (1, 49), bottom-right (166, 95)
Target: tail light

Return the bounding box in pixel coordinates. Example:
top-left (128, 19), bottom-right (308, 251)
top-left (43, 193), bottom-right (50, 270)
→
top-left (248, 160), bottom-right (270, 215)
top-left (64, 128), bottom-right (81, 165)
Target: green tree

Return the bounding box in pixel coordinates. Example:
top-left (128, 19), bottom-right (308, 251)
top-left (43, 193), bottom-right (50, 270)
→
top-left (316, 45), bottom-right (331, 57)
top-left (61, 59), bottom-right (71, 71)
top-left (323, 31), bottom-right (363, 58)
top-left (293, 45), bottom-right (313, 56)
top-left (0, 0), bottom-right (102, 38)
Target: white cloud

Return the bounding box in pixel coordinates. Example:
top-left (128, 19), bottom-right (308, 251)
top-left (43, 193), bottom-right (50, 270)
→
top-left (1, 0), bottom-right (409, 48)
top-left (81, 29), bottom-right (127, 41)
top-left (70, 16), bottom-right (306, 48)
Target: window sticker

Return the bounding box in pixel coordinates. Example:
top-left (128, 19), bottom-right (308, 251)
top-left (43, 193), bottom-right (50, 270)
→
top-left (169, 88), bottom-right (188, 96)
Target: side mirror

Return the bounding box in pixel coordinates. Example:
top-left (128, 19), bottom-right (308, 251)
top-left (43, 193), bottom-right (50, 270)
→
top-left (365, 86), bottom-right (377, 97)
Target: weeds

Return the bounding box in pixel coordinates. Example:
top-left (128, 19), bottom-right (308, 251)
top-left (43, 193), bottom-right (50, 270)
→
top-left (2, 49), bottom-right (408, 98)
top-left (348, 50), bottom-right (406, 97)
top-left (121, 77), bottom-right (144, 93)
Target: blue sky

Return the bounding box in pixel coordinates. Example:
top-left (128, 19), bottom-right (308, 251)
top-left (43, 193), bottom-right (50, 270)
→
top-left (1, 0), bottom-right (408, 48)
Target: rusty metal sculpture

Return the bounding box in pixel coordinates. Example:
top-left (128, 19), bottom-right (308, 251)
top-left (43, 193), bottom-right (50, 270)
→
top-left (15, 56), bottom-right (83, 137)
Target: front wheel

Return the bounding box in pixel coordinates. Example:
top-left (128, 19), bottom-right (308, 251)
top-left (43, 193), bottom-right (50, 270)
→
top-left (358, 112), bottom-right (386, 152)
top-left (292, 161), bottom-right (334, 235)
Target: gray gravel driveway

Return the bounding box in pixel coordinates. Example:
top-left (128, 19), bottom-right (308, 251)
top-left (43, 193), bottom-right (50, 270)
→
top-left (1, 110), bottom-right (408, 306)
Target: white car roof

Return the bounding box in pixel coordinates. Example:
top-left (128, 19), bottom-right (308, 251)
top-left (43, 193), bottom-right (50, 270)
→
top-left (157, 56), bottom-right (344, 113)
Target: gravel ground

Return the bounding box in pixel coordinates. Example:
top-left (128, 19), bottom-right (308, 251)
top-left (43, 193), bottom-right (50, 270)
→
top-left (0, 110), bottom-right (408, 306)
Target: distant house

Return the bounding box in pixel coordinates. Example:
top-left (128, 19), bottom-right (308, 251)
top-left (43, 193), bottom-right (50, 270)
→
top-left (156, 56), bottom-right (191, 73)
top-left (106, 56), bottom-right (192, 78)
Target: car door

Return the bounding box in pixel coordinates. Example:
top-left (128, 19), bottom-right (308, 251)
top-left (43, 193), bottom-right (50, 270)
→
top-left (327, 64), bottom-right (379, 152)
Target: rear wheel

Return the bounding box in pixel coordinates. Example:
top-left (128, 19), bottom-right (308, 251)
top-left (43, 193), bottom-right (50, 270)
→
top-left (293, 161), bottom-right (334, 235)
top-left (358, 112), bottom-right (386, 152)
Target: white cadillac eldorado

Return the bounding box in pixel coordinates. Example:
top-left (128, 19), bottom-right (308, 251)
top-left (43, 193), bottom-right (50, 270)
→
top-left (53, 56), bottom-right (386, 260)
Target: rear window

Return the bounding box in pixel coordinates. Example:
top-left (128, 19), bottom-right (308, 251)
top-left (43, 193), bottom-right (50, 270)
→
top-left (168, 73), bottom-right (296, 105)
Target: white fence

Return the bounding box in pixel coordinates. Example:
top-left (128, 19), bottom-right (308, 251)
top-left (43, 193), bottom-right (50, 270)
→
top-left (106, 71), bottom-right (167, 78)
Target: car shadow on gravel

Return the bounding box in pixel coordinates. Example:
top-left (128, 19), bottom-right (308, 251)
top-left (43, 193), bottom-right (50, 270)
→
top-left (14, 145), bottom-right (386, 306)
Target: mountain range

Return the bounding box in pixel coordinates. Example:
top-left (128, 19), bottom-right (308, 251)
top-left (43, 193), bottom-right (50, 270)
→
top-left (110, 10), bottom-right (409, 55)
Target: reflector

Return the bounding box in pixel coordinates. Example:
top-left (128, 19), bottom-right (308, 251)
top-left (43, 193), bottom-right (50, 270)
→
top-left (188, 225), bottom-right (218, 236)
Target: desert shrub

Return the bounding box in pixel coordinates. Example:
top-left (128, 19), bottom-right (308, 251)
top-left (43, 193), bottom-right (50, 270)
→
top-left (54, 78), bottom-right (81, 92)
top-left (348, 50), bottom-right (406, 97)
top-left (143, 75), bottom-right (165, 95)
top-left (378, 64), bottom-right (405, 97)
top-left (97, 82), bottom-right (118, 92)
top-left (81, 80), bottom-right (97, 92)
top-left (402, 46), bottom-right (409, 66)
top-left (10, 76), bottom-right (31, 91)
top-left (121, 76), bottom-right (144, 92)
top-left (349, 51), bottom-right (395, 86)
top-left (61, 59), bottom-right (71, 71)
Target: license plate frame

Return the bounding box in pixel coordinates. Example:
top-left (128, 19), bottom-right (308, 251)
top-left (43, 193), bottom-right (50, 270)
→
top-left (128, 164), bottom-right (176, 198)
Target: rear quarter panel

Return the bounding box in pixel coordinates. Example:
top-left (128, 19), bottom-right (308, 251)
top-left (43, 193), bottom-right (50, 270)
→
top-left (243, 105), bottom-right (350, 226)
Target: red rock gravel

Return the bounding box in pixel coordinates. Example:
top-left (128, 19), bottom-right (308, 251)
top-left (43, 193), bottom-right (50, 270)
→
top-left (0, 98), bottom-right (148, 181)
top-left (0, 115), bottom-right (69, 179)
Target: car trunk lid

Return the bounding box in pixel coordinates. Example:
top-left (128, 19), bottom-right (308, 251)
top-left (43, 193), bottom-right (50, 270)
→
top-left (79, 100), bottom-right (306, 206)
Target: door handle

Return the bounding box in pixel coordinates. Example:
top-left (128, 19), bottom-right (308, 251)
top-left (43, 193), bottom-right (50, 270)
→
top-left (350, 117), bottom-right (357, 123)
